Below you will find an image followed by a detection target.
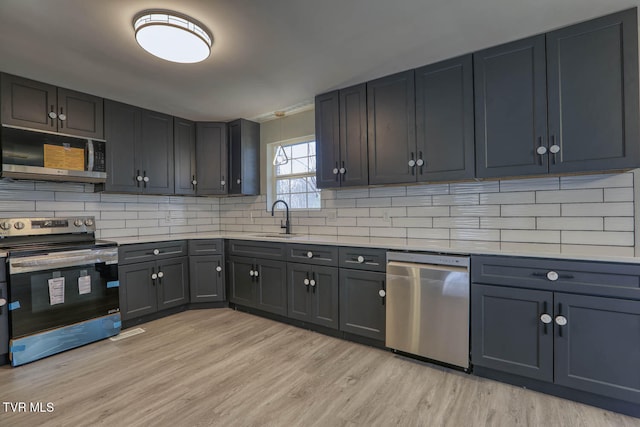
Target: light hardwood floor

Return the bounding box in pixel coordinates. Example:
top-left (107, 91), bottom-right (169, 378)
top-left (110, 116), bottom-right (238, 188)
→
top-left (0, 309), bottom-right (637, 426)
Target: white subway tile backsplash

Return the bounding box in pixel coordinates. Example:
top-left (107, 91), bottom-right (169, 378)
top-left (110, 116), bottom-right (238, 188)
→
top-left (407, 206), bottom-right (450, 217)
top-left (561, 231), bottom-right (634, 246)
top-left (432, 194), bottom-right (479, 206)
top-left (604, 217), bottom-right (634, 231)
top-left (560, 244), bottom-right (635, 257)
top-left (336, 188), bottom-right (369, 199)
top-left (338, 226), bottom-right (370, 237)
top-left (451, 240), bottom-right (501, 251)
top-left (501, 230), bottom-right (560, 244)
top-left (410, 228), bottom-right (450, 240)
top-left (54, 192), bottom-right (100, 202)
top-left (0, 201), bottom-right (36, 211)
top-left (433, 217), bottom-right (479, 229)
top-left (392, 217), bottom-right (433, 228)
top-left (369, 186), bottom-right (407, 197)
top-left (500, 242), bottom-right (561, 255)
top-left (450, 205), bottom-right (500, 217)
top-left (369, 207), bottom-right (406, 218)
top-left (450, 181), bottom-right (500, 194)
top-left (450, 229), bottom-right (500, 241)
top-left (560, 173), bottom-right (633, 189)
top-left (500, 177), bottom-right (559, 192)
top-left (356, 197), bottom-right (392, 207)
top-left (0, 190), bottom-right (54, 201)
top-left (480, 192), bottom-right (534, 205)
top-left (337, 208), bottom-right (370, 217)
top-left (100, 193), bottom-right (138, 203)
top-left (561, 202), bottom-right (633, 217)
top-left (36, 201), bottom-right (85, 211)
top-left (370, 227), bottom-right (406, 238)
top-left (604, 187), bottom-right (634, 202)
top-left (501, 204), bottom-right (561, 217)
top-left (357, 217), bottom-right (392, 227)
top-left (536, 189), bottom-right (603, 204)
top-left (480, 217), bottom-right (536, 230)
top-left (406, 184), bottom-right (449, 196)
top-left (391, 196), bottom-right (432, 207)
top-left (536, 217), bottom-right (603, 231)
top-left (323, 198), bottom-right (356, 208)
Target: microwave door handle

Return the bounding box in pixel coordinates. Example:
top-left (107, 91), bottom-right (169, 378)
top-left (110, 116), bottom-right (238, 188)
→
top-left (87, 140), bottom-right (95, 172)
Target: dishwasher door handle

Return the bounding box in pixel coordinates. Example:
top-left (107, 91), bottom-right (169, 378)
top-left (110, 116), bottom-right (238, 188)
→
top-left (386, 261), bottom-right (469, 274)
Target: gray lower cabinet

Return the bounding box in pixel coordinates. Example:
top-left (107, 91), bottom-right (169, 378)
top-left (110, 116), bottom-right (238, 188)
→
top-left (472, 284), bottom-right (553, 382)
top-left (229, 255), bottom-right (287, 316)
top-left (339, 269), bottom-right (385, 341)
top-left (287, 263), bottom-right (339, 330)
top-left (0, 281), bottom-right (8, 357)
top-left (119, 257), bottom-right (189, 321)
top-left (472, 255), bottom-right (640, 405)
top-left (189, 255), bottom-right (225, 303)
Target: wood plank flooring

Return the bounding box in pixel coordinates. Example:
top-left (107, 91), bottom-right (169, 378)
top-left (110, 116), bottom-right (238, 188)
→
top-left (0, 309), bottom-right (637, 426)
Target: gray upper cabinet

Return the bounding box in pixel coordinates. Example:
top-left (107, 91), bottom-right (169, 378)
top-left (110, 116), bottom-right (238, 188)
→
top-left (1, 73), bottom-right (104, 139)
top-left (228, 119), bottom-right (260, 195)
top-left (474, 35), bottom-right (548, 178)
top-left (196, 122), bottom-right (228, 195)
top-left (546, 9), bottom-right (640, 173)
top-left (315, 90), bottom-right (341, 188)
top-left (104, 100), bottom-right (174, 194)
top-left (315, 84), bottom-right (368, 189)
top-left (367, 70), bottom-right (416, 185)
top-left (174, 117), bottom-right (197, 196)
top-left (415, 55), bottom-right (475, 181)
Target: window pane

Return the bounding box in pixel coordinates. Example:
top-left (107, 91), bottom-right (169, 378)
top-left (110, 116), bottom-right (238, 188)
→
top-left (308, 175), bottom-right (318, 191)
top-left (290, 177), bottom-right (307, 193)
top-left (290, 193), bottom-right (307, 209)
top-left (276, 179), bottom-right (290, 194)
top-left (307, 192), bottom-right (321, 209)
top-left (291, 158), bottom-right (307, 175)
top-left (274, 194), bottom-right (290, 207)
top-left (276, 162), bottom-right (291, 176)
top-left (308, 142), bottom-right (316, 156)
top-left (308, 156), bottom-right (316, 172)
top-left (291, 142), bottom-right (308, 159)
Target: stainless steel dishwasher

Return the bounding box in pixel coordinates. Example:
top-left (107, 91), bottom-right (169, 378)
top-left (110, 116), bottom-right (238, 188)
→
top-left (386, 252), bottom-right (470, 369)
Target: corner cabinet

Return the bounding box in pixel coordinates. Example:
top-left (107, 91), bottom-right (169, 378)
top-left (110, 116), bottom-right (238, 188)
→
top-left (104, 100), bottom-right (174, 194)
top-left (475, 8), bottom-right (640, 178)
top-left (471, 255), bottom-right (640, 406)
top-left (316, 84), bottom-right (368, 189)
top-left (174, 117), bottom-right (197, 196)
top-left (228, 119), bottom-right (260, 195)
top-left (196, 122), bottom-right (228, 195)
top-left (1, 73), bottom-right (104, 139)
top-left (188, 239), bottom-right (225, 303)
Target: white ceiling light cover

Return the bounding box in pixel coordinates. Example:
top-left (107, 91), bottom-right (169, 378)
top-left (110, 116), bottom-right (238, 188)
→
top-left (133, 11), bottom-right (213, 63)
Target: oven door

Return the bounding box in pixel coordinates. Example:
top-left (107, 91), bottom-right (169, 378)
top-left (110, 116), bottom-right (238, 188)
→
top-left (8, 247), bottom-right (119, 338)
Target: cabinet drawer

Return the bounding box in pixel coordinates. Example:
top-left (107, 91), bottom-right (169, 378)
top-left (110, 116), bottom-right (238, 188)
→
top-left (188, 239), bottom-right (223, 256)
top-left (339, 247), bottom-right (386, 272)
top-left (227, 240), bottom-right (285, 260)
top-left (286, 244), bottom-right (338, 266)
top-left (472, 255), bottom-right (640, 300)
top-left (119, 241), bottom-right (188, 265)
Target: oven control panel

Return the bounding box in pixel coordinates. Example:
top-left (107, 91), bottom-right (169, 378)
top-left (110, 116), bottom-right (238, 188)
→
top-left (0, 216), bottom-right (96, 237)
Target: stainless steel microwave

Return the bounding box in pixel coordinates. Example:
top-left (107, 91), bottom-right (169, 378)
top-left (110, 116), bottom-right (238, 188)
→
top-left (1, 126), bottom-right (106, 183)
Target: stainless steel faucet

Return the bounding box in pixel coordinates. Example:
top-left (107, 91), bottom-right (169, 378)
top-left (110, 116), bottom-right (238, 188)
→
top-left (270, 199), bottom-right (291, 234)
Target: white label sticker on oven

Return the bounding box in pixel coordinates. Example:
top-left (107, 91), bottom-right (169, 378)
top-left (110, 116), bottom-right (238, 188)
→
top-left (48, 277), bottom-right (65, 305)
top-left (78, 275), bottom-right (91, 295)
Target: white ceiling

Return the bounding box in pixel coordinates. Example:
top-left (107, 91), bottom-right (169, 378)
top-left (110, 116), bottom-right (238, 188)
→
top-left (0, 0), bottom-right (638, 122)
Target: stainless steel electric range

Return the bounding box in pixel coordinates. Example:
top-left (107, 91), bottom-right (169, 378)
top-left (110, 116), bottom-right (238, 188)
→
top-left (0, 217), bottom-right (120, 366)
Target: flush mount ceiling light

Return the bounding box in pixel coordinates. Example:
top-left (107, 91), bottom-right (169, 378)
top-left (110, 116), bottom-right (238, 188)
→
top-left (133, 10), bottom-right (213, 63)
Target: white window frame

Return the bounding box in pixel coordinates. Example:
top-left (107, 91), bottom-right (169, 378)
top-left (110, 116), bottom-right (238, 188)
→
top-left (266, 134), bottom-right (320, 211)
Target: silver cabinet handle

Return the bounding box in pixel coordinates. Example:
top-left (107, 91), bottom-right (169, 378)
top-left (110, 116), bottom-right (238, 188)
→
top-left (58, 113), bottom-right (67, 121)
top-left (547, 271), bottom-right (558, 281)
top-left (216, 266), bottom-right (222, 272)
top-left (136, 175), bottom-right (143, 182)
top-left (309, 279), bottom-right (316, 287)
top-left (249, 270), bottom-right (255, 277)
top-left (303, 278), bottom-right (310, 285)
top-left (192, 179), bottom-right (198, 185)
top-left (416, 159), bottom-right (424, 167)
top-left (48, 111), bottom-right (58, 119)
top-left (378, 289), bottom-right (386, 297)
top-left (307, 251), bottom-right (313, 258)
top-left (0, 298), bottom-right (6, 307)
top-left (254, 270), bottom-right (259, 278)
top-left (357, 256), bottom-right (365, 263)
top-left (157, 271), bottom-right (164, 278)
top-left (339, 167), bottom-right (346, 174)
top-left (408, 159), bottom-right (416, 167)
top-left (540, 313), bottom-right (552, 324)
top-left (536, 146), bottom-right (548, 155)
top-left (153, 249), bottom-right (160, 255)
top-left (220, 180), bottom-right (226, 186)
top-left (151, 273), bottom-right (158, 280)
top-left (555, 315), bottom-right (567, 326)
top-left (332, 168), bottom-right (339, 175)
top-left (549, 144), bottom-right (560, 154)
top-left (143, 176), bottom-right (150, 183)
top-left (236, 179), bottom-right (241, 184)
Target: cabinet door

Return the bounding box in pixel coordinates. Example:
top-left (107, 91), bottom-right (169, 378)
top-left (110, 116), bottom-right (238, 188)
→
top-left (310, 265), bottom-right (339, 330)
top-left (119, 261), bottom-right (157, 320)
top-left (141, 109), bottom-right (174, 194)
top-left (287, 263), bottom-right (312, 322)
top-left (196, 122), bottom-right (228, 195)
top-left (104, 100), bottom-right (141, 193)
top-left (174, 117), bottom-right (196, 195)
top-left (340, 84), bottom-right (368, 187)
top-left (57, 87), bottom-right (104, 139)
top-left (0, 282), bottom-right (8, 355)
top-left (229, 256), bottom-right (255, 307)
top-left (228, 119), bottom-right (260, 195)
top-left (367, 70), bottom-right (416, 185)
top-left (189, 255), bottom-right (225, 303)
top-left (315, 91), bottom-right (341, 189)
top-left (1, 74), bottom-right (57, 132)
top-left (256, 259), bottom-right (287, 316)
top-left (474, 36), bottom-right (548, 178)
top-left (547, 9), bottom-right (640, 173)
top-left (339, 269), bottom-right (385, 340)
top-left (156, 257), bottom-right (189, 310)
top-left (554, 293), bottom-right (640, 404)
top-left (416, 55), bottom-right (475, 181)
top-left (471, 284), bottom-right (553, 382)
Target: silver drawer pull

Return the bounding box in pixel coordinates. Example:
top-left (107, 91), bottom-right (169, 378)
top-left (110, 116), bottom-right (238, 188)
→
top-left (151, 273), bottom-right (158, 280)
top-left (216, 266), bottom-right (222, 272)
top-left (378, 289), bottom-right (386, 297)
top-left (153, 249), bottom-right (160, 255)
top-left (157, 271), bottom-right (164, 278)
top-left (555, 315), bottom-right (567, 326)
top-left (307, 251), bottom-right (313, 258)
top-left (547, 271), bottom-right (559, 281)
top-left (309, 279), bottom-right (316, 287)
top-left (249, 270), bottom-right (255, 277)
top-left (304, 278), bottom-right (310, 285)
top-left (540, 313), bottom-right (552, 324)
top-left (357, 256), bottom-right (365, 263)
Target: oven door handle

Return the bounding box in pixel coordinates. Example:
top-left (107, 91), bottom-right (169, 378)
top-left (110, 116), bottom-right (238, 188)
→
top-left (9, 248), bottom-right (118, 274)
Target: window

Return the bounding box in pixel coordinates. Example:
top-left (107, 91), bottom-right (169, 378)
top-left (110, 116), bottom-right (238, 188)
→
top-left (268, 137), bottom-right (320, 210)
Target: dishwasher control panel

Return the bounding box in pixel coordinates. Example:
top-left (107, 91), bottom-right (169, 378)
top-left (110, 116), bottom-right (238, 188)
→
top-left (386, 251), bottom-right (470, 268)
